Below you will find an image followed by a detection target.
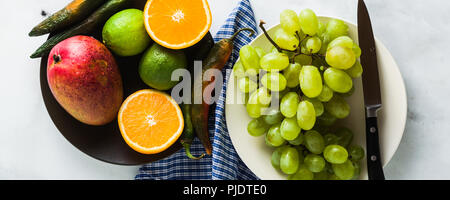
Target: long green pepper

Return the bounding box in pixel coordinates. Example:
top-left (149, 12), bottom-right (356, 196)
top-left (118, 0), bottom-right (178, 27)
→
top-left (180, 104), bottom-right (205, 159)
top-left (30, 0), bottom-right (130, 58)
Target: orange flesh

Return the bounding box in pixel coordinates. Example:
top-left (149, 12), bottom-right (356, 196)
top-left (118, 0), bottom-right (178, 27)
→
top-left (144, 0), bottom-right (211, 49)
top-left (118, 90), bottom-right (183, 154)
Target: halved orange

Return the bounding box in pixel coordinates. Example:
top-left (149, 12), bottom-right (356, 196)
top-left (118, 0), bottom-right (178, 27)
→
top-left (118, 89), bottom-right (184, 154)
top-left (143, 0), bottom-right (212, 49)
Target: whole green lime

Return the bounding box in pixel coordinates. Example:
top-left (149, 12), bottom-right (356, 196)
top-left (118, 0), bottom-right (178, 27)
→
top-left (102, 9), bottom-right (151, 56)
top-left (139, 43), bottom-right (187, 90)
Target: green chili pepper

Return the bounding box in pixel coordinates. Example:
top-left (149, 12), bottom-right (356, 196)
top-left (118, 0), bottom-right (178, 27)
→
top-left (180, 104), bottom-right (205, 159)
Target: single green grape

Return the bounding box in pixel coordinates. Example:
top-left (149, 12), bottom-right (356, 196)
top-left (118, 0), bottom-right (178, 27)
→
top-left (299, 65), bottom-right (323, 98)
top-left (246, 91), bottom-right (263, 118)
top-left (323, 144), bottom-right (348, 164)
top-left (280, 147), bottom-right (300, 175)
top-left (297, 101), bottom-right (316, 130)
top-left (263, 108), bottom-right (284, 125)
top-left (280, 9), bottom-right (302, 36)
top-left (304, 154), bottom-right (326, 173)
top-left (288, 132), bottom-right (304, 146)
top-left (260, 52), bottom-right (290, 72)
top-left (239, 45), bottom-right (261, 75)
top-left (238, 77), bottom-right (258, 93)
top-left (280, 92), bottom-right (300, 118)
top-left (319, 19), bottom-right (348, 55)
top-left (261, 72), bottom-right (287, 92)
top-left (274, 28), bottom-right (299, 51)
top-left (271, 145), bottom-right (289, 170)
top-left (283, 63), bottom-right (302, 88)
top-left (316, 111), bottom-right (337, 127)
top-left (304, 130), bottom-right (325, 154)
top-left (265, 123), bottom-right (286, 147)
top-left (302, 96), bottom-right (324, 117)
top-left (247, 118), bottom-right (270, 137)
top-left (327, 36), bottom-right (354, 50)
top-left (326, 46), bottom-right (356, 70)
top-left (306, 36), bottom-right (322, 53)
top-left (280, 117), bottom-right (301, 141)
top-left (288, 165), bottom-right (314, 180)
top-left (298, 9), bottom-right (319, 36)
top-left (233, 60), bottom-right (246, 78)
top-left (246, 88), bottom-right (270, 118)
top-left (334, 127), bottom-right (354, 147)
top-left (325, 95), bottom-right (350, 119)
top-left (294, 54), bottom-right (312, 65)
top-left (325, 19), bottom-right (349, 42)
top-left (332, 160), bottom-right (355, 180)
top-left (317, 84), bottom-right (334, 102)
top-left (323, 67), bottom-right (353, 93)
top-left (345, 60), bottom-right (363, 78)
top-left (348, 145), bottom-right (365, 162)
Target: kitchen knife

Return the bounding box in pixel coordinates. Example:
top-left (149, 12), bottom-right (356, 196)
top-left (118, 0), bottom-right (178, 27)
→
top-left (358, 0), bottom-right (385, 180)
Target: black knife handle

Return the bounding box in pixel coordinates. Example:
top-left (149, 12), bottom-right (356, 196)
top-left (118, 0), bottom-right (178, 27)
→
top-left (365, 117), bottom-right (385, 180)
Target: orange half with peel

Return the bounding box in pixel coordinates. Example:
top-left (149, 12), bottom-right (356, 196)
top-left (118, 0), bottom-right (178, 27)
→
top-left (118, 89), bottom-right (184, 154)
top-left (143, 0), bottom-right (212, 49)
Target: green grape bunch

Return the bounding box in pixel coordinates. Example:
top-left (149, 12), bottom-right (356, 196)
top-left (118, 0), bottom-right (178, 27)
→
top-left (234, 8), bottom-right (365, 180)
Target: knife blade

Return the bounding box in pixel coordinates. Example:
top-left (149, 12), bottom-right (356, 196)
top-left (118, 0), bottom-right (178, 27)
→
top-left (358, 0), bottom-right (385, 180)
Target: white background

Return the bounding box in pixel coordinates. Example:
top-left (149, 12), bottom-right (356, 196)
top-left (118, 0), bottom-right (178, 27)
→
top-left (0, 0), bottom-right (448, 179)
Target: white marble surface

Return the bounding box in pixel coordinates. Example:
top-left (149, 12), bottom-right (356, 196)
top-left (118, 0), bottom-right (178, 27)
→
top-left (0, 0), bottom-right (448, 179)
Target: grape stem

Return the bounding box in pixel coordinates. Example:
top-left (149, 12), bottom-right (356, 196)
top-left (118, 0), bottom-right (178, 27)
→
top-left (259, 20), bottom-right (327, 67)
top-left (289, 31), bottom-right (309, 63)
top-left (290, 52), bottom-right (301, 63)
top-left (312, 54), bottom-right (325, 59)
top-left (289, 31), bottom-right (308, 63)
top-left (297, 32), bottom-right (310, 47)
top-left (259, 20), bottom-right (296, 53)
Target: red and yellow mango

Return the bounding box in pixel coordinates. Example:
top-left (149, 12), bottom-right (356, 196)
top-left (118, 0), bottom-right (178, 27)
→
top-left (47, 35), bottom-right (123, 126)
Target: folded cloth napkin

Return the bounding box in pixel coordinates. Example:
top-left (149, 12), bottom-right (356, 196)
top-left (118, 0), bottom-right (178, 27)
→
top-left (135, 0), bottom-right (259, 180)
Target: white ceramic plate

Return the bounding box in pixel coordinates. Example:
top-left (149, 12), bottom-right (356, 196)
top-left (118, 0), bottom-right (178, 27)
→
top-left (225, 16), bottom-right (407, 180)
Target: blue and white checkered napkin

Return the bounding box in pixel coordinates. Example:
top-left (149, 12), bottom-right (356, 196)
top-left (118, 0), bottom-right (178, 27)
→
top-left (135, 0), bottom-right (259, 180)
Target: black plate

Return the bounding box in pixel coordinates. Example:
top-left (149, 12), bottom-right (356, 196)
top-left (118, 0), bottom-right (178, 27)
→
top-left (39, 0), bottom-right (183, 165)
